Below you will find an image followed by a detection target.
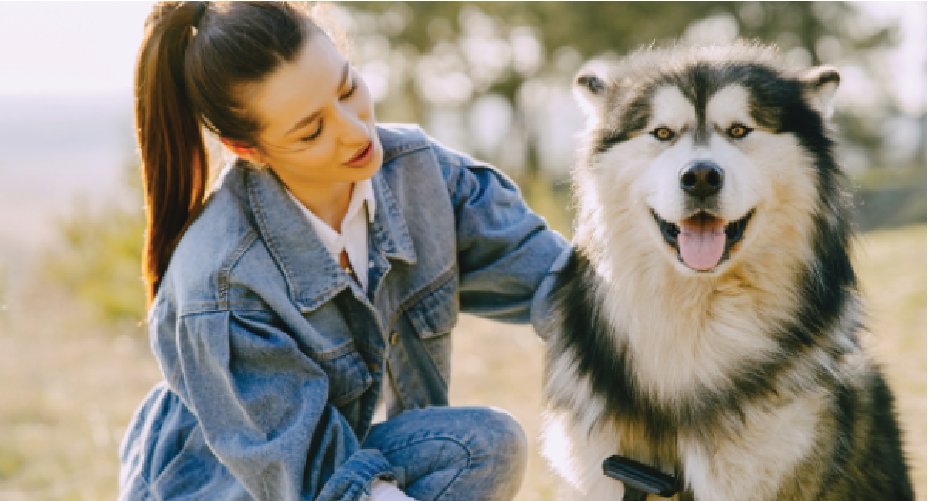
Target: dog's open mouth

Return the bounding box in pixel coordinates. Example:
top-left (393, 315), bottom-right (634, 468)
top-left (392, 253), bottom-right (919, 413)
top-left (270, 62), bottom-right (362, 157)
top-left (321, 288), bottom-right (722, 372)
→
top-left (651, 209), bottom-right (754, 271)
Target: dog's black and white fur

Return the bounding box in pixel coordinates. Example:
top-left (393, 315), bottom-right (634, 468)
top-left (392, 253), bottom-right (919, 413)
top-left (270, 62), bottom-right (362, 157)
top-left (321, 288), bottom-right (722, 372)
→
top-left (540, 44), bottom-right (914, 501)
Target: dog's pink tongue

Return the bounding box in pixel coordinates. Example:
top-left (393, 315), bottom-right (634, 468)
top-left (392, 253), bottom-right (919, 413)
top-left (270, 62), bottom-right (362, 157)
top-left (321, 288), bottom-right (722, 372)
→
top-left (678, 215), bottom-right (726, 270)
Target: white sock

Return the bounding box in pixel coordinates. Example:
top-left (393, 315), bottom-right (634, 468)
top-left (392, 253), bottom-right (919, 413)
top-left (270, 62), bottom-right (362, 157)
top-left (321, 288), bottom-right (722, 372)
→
top-left (371, 478), bottom-right (418, 501)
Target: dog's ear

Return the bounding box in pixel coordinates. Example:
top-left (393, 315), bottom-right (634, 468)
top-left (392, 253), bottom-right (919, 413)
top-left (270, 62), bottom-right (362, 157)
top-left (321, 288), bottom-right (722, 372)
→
top-left (800, 66), bottom-right (840, 120)
top-left (576, 71), bottom-right (606, 95)
top-left (573, 68), bottom-right (608, 118)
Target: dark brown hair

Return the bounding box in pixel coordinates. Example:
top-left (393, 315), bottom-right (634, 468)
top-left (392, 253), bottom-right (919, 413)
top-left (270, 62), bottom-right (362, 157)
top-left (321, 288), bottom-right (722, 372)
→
top-left (135, 1), bottom-right (318, 305)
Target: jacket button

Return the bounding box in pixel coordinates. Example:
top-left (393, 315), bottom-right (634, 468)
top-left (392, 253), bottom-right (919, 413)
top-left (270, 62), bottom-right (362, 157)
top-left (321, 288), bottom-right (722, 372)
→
top-left (390, 332), bottom-right (400, 345)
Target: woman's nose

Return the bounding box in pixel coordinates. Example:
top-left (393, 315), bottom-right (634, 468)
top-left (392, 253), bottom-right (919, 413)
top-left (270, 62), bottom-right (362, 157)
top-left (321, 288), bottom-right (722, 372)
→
top-left (334, 103), bottom-right (369, 143)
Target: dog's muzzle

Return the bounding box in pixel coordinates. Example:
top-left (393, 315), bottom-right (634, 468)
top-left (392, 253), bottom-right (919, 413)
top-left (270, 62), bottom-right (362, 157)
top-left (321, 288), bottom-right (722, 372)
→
top-left (651, 208), bottom-right (754, 272)
top-left (648, 161), bottom-right (753, 271)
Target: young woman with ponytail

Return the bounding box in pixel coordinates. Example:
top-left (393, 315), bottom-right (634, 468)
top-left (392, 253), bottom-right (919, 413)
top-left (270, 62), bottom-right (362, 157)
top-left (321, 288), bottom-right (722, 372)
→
top-left (120, 3), bottom-right (569, 501)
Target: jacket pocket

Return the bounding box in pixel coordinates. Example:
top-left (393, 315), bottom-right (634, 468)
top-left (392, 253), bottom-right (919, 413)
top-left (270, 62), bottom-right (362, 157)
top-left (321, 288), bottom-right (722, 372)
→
top-left (314, 347), bottom-right (373, 408)
top-left (241, 309), bottom-right (374, 409)
top-left (403, 274), bottom-right (458, 384)
top-left (405, 273), bottom-right (458, 339)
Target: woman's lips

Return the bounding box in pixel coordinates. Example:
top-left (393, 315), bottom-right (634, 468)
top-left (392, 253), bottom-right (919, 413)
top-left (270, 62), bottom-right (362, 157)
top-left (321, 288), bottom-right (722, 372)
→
top-left (345, 140), bottom-right (373, 167)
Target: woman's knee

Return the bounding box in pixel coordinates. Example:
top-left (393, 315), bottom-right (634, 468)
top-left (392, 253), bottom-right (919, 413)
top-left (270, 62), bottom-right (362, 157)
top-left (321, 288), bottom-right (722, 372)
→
top-left (465, 407), bottom-right (528, 498)
top-left (364, 406), bottom-right (528, 500)
top-left (472, 407), bottom-right (527, 464)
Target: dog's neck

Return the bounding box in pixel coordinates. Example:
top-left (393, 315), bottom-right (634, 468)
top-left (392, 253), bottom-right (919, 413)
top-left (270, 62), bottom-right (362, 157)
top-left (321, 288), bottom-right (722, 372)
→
top-left (575, 230), bottom-right (803, 407)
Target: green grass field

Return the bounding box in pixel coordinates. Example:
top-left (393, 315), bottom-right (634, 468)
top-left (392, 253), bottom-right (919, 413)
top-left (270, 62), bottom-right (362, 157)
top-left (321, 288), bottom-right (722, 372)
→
top-left (0, 225), bottom-right (924, 501)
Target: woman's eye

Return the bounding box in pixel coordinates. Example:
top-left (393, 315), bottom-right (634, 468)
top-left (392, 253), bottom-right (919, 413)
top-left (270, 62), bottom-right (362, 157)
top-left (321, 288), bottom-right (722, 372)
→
top-left (652, 127), bottom-right (675, 141)
top-left (340, 77), bottom-right (358, 100)
top-left (298, 74), bottom-right (359, 143)
top-left (728, 123), bottom-right (752, 139)
top-left (300, 123), bottom-right (323, 143)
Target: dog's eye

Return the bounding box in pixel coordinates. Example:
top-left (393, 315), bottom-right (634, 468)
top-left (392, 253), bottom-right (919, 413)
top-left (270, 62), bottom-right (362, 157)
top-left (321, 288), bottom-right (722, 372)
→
top-left (652, 127), bottom-right (675, 141)
top-left (727, 124), bottom-right (752, 139)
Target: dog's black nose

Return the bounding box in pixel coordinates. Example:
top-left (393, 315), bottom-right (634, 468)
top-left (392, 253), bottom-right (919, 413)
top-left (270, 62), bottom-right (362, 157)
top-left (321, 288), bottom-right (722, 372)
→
top-left (681, 162), bottom-right (724, 198)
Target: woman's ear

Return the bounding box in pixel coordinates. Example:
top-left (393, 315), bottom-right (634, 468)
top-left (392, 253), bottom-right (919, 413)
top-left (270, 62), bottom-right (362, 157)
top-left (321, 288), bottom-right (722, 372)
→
top-left (221, 138), bottom-right (265, 164)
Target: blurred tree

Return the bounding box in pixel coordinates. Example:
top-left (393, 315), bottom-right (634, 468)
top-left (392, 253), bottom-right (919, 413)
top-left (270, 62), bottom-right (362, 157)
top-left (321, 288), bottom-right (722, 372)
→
top-left (335, 1), bottom-right (917, 186)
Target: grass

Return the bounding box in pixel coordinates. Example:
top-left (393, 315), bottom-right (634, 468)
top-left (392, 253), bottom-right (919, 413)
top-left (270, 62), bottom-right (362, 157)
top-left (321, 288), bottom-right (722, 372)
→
top-left (0, 225), bottom-right (924, 501)
top-left (854, 224), bottom-right (927, 497)
top-left (0, 283), bottom-right (156, 501)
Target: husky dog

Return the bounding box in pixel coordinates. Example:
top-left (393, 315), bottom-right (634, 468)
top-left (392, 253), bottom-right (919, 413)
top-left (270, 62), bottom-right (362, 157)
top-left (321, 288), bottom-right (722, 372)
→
top-left (540, 44), bottom-right (914, 501)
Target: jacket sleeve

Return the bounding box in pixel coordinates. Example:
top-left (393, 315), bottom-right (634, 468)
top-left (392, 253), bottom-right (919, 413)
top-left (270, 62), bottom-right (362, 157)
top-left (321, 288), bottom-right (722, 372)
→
top-left (431, 139), bottom-right (571, 324)
top-left (159, 309), bottom-right (394, 501)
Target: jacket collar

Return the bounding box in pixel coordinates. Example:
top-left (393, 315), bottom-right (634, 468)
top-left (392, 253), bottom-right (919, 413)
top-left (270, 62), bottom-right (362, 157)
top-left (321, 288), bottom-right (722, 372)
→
top-left (245, 163), bottom-right (416, 312)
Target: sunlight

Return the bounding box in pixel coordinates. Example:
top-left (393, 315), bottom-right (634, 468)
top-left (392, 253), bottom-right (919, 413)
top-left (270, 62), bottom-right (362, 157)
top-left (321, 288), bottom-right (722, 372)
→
top-left (0, 2), bottom-right (154, 96)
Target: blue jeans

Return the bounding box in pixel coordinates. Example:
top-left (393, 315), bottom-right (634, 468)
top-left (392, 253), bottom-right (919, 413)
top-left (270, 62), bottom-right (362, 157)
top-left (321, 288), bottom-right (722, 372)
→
top-left (364, 407), bottom-right (528, 501)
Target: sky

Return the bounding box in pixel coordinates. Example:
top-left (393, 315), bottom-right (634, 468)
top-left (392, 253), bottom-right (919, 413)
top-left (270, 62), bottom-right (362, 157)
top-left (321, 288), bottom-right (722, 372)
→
top-left (0, 1), bottom-right (154, 96)
top-left (0, 1), bottom-right (924, 110)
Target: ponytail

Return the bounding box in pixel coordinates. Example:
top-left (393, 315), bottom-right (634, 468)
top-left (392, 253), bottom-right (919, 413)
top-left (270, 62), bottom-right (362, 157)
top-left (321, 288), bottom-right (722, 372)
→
top-left (135, 1), bottom-right (322, 306)
top-left (135, 2), bottom-right (208, 306)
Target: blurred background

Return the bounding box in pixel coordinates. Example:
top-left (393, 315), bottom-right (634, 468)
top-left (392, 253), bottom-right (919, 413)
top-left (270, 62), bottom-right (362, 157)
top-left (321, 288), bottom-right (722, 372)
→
top-left (0, 2), bottom-right (925, 500)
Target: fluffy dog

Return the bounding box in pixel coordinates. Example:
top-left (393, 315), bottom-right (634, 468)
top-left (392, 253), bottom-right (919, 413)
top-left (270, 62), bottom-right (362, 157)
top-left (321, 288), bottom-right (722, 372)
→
top-left (540, 44), bottom-right (914, 501)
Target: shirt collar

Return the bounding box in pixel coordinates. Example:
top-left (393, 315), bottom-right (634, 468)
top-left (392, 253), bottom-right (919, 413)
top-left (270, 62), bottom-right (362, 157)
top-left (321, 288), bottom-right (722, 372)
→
top-left (285, 179), bottom-right (377, 258)
top-left (286, 178), bottom-right (377, 226)
top-left (243, 138), bottom-right (416, 313)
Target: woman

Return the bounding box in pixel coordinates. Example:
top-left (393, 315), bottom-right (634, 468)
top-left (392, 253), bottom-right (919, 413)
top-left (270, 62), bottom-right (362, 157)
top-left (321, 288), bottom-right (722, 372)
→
top-left (119, 2), bottom-right (569, 501)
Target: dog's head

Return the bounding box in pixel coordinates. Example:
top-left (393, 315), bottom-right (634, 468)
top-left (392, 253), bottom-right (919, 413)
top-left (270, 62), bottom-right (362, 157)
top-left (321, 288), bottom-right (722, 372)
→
top-left (573, 44), bottom-right (841, 276)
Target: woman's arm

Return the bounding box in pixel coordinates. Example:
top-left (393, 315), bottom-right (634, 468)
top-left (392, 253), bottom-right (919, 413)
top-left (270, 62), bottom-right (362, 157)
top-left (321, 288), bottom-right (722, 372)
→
top-left (432, 140), bottom-right (571, 324)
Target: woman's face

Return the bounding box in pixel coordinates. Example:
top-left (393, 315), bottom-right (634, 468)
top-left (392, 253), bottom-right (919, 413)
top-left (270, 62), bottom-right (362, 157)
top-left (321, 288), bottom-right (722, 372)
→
top-left (244, 33), bottom-right (383, 197)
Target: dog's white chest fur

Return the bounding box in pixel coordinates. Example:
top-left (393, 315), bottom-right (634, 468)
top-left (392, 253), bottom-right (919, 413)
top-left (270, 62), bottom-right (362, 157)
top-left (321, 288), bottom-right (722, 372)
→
top-left (544, 390), bottom-right (826, 501)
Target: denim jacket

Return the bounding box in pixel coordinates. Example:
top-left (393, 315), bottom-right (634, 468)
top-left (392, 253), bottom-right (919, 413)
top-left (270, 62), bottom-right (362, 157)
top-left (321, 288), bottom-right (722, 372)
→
top-left (119, 124), bottom-right (570, 501)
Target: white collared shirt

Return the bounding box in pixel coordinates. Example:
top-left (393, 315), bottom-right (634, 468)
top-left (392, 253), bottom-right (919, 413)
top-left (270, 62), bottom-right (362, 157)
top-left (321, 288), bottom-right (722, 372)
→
top-left (287, 180), bottom-right (376, 292)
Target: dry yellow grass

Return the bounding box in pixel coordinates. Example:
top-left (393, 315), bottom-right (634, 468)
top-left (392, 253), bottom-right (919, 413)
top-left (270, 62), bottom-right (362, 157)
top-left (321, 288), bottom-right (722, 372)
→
top-left (0, 225), bottom-right (924, 501)
top-left (0, 285), bottom-right (158, 501)
top-left (855, 224), bottom-right (927, 498)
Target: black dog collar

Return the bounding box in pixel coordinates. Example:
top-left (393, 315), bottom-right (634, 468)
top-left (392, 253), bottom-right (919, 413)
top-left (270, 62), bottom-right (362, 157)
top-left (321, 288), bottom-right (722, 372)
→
top-left (602, 455), bottom-right (681, 500)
